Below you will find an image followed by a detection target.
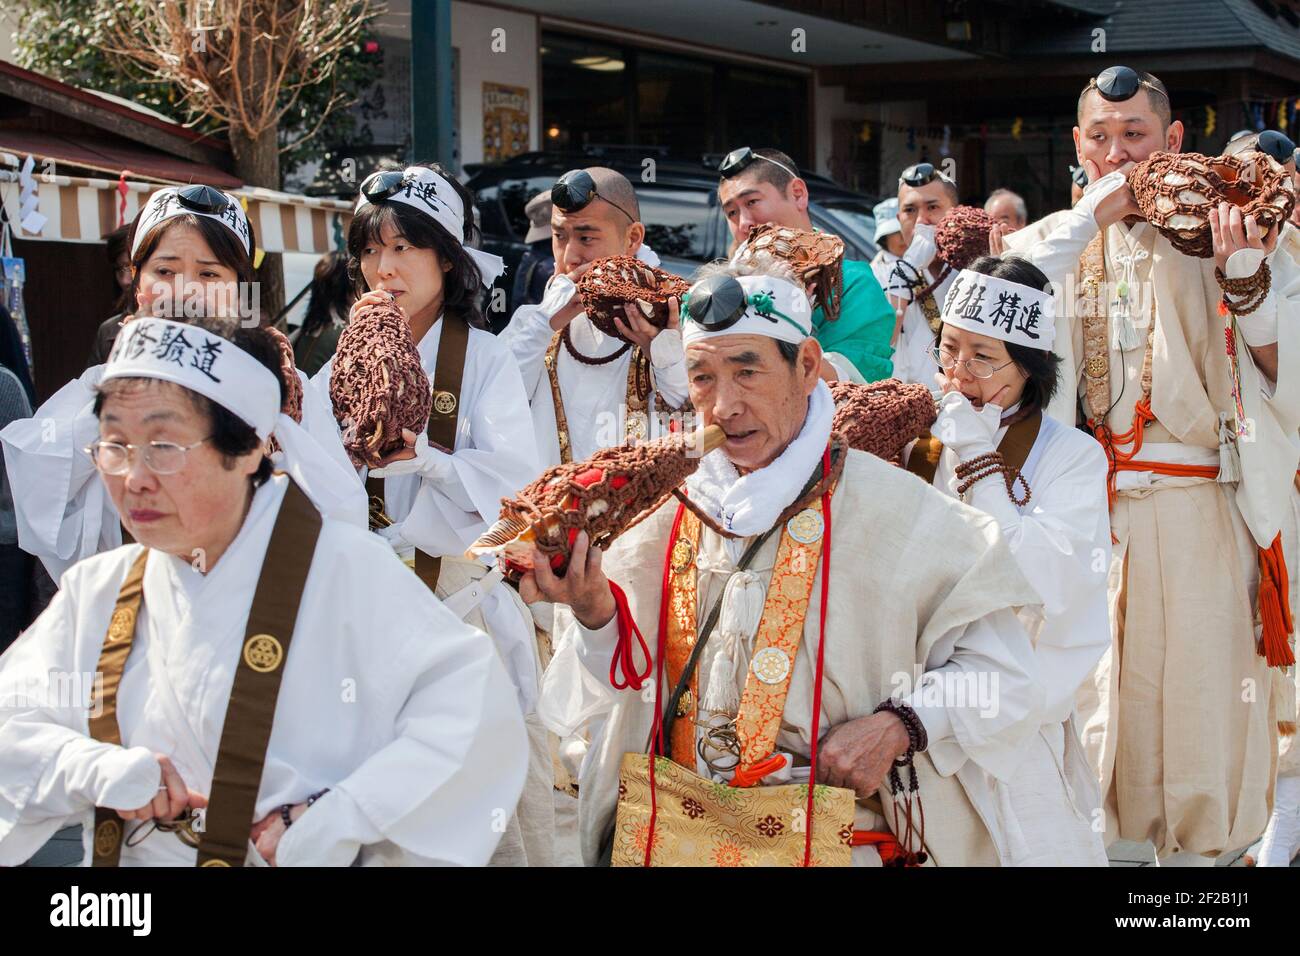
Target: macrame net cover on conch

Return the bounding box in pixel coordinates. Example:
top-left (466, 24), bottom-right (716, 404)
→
top-left (469, 425), bottom-right (725, 582)
top-left (1128, 150), bottom-right (1296, 258)
top-left (935, 205), bottom-right (995, 271)
top-left (576, 255), bottom-right (690, 341)
top-left (829, 379), bottom-right (938, 462)
top-left (736, 224), bottom-right (846, 321)
top-left (328, 300), bottom-right (432, 469)
top-left (263, 325), bottom-right (303, 423)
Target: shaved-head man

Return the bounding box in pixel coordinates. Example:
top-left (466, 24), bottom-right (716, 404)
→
top-left (501, 166), bottom-right (689, 467)
top-left (1004, 64), bottom-right (1300, 866)
top-left (717, 146), bottom-right (897, 383)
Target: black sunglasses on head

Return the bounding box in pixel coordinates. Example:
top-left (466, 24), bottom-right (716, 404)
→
top-left (551, 169), bottom-right (635, 223)
top-left (360, 169), bottom-right (411, 203)
top-left (718, 146), bottom-right (799, 181)
top-left (176, 184), bottom-right (232, 215)
top-left (899, 162), bottom-right (954, 188)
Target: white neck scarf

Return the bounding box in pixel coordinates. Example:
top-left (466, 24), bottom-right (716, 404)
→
top-left (685, 379), bottom-right (833, 539)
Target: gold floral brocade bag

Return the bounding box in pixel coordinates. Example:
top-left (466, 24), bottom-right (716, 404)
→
top-left (611, 754), bottom-right (856, 867)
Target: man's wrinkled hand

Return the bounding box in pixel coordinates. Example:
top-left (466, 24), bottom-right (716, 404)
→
top-left (814, 712), bottom-right (911, 800)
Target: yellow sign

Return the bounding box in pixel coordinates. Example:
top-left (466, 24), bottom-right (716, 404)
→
top-left (483, 83), bottom-right (530, 163)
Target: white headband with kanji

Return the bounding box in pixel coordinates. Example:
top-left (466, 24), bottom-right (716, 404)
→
top-left (102, 318), bottom-right (366, 525)
top-left (940, 269), bottom-right (1056, 351)
top-left (354, 165), bottom-right (506, 287)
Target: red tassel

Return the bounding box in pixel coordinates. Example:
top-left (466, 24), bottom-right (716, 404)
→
top-left (608, 580), bottom-right (652, 690)
top-left (1257, 534), bottom-right (1296, 669)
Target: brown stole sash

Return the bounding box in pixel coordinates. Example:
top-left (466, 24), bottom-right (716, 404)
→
top-left (543, 332), bottom-right (667, 464)
top-left (367, 313), bottom-right (469, 593)
top-left (906, 409), bottom-right (1042, 489)
top-left (89, 480), bottom-right (322, 866)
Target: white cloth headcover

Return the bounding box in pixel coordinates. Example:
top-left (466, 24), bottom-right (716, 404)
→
top-left (940, 268), bottom-right (1056, 352)
top-left (354, 165), bottom-right (506, 287)
top-left (681, 274), bottom-right (813, 349)
top-left (130, 187), bottom-right (252, 258)
top-left (102, 318), bottom-right (366, 525)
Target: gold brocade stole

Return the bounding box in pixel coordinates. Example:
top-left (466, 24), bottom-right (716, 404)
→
top-left (543, 332), bottom-right (669, 464)
top-left (88, 480), bottom-right (322, 867)
top-left (663, 497), bottom-right (827, 775)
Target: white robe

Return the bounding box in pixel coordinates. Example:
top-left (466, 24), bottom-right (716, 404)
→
top-left (500, 279), bottom-right (690, 467)
top-left (919, 411), bottom-right (1112, 865)
top-left (311, 317), bottom-right (543, 713)
top-left (545, 443), bottom-right (1048, 866)
top-left (0, 474), bottom-right (528, 866)
top-left (0, 364), bottom-right (351, 581)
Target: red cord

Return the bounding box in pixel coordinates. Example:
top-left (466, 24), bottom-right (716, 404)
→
top-left (643, 501), bottom-right (688, 866)
top-left (804, 446), bottom-right (832, 867)
top-left (607, 581), bottom-right (651, 690)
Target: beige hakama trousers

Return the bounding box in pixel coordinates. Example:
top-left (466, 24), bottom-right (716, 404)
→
top-left (1080, 479), bottom-right (1278, 858)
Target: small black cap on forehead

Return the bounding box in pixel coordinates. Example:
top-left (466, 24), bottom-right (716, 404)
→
top-left (1095, 65), bottom-right (1140, 100)
top-left (686, 274), bottom-right (747, 326)
top-left (177, 184), bottom-right (231, 214)
top-left (1258, 129), bottom-right (1297, 164)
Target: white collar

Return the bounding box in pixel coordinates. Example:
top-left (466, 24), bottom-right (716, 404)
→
top-left (684, 380), bottom-right (834, 539)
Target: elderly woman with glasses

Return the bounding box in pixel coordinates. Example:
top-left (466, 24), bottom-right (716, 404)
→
top-left (901, 254), bottom-right (1111, 865)
top-left (0, 316), bottom-right (526, 867)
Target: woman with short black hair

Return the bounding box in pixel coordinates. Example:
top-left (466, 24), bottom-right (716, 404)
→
top-left (903, 254), bottom-right (1112, 865)
top-left (0, 317), bottom-right (525, 867)
top-left (311, 162), bottom-right (550, 865)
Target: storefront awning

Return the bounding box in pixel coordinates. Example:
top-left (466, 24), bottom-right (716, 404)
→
top-left (0, 165), bottom-right (352, 255)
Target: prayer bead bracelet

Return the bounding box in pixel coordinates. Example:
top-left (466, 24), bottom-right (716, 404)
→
top-left (873, 698), bottom-right (929, 760)
top-left (1215, 263), bottom-right (1271, 317)
top-left (954, 451), bottom-right (1032, 506)
top-left (280, 788), bottom-right (330, 828)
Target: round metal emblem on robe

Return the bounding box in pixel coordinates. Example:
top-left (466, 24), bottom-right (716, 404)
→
top-left (670, 538), bottom-right (695, 573)
top-left (786, 508), bottom-right (824, 545)
top-left (107, 607), bottom-right (135, 643)
top-left (243, 633), bottom-right (284, 673)
top-left (433, 390), bottom-right (457, 416)
top-left (93, 819), bottom-right (121, 857)
top-left (1084, 356), bottom-right (1108, 379)
top-left (676, 688), bottom-right (694, 717)
top-left (751, 646), bottom-right (791, 685)
top-left (200, 858), bottom-right (232, 867)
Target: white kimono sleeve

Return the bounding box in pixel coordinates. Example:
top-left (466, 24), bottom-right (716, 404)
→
top-left (275, 603), bottom-right (528, 867)
top-left (0, 585), bottom-right (162, 866)
top-left (398, 337), bottom-right (541, 555)
top-left (0, 365), bottom-right (117, 580)
top-left (905, 607), bottom-right (1044, 782)
top-left (960, 438), bottom-right (1112, 726)
top-left (500, 276), bottom-right (572, 399)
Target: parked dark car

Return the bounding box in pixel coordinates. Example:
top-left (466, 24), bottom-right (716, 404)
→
top-left (465, 149), bottom-right (882, 330)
